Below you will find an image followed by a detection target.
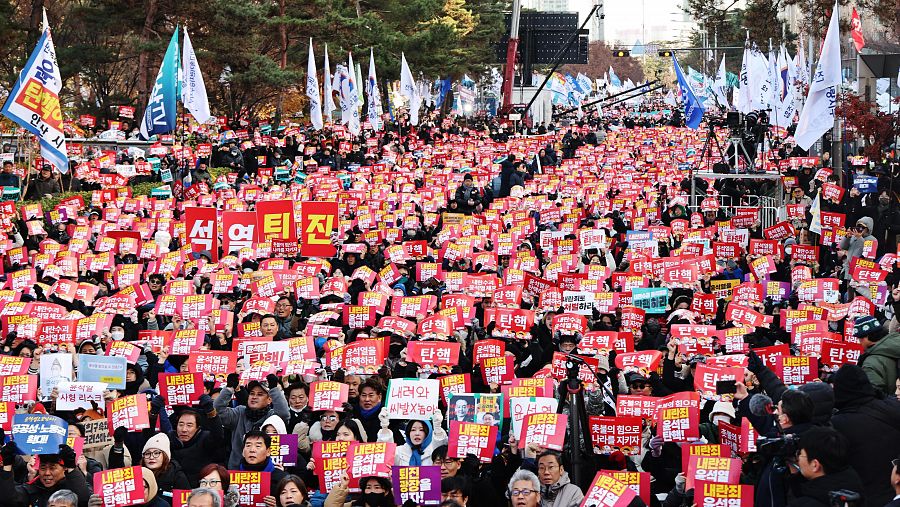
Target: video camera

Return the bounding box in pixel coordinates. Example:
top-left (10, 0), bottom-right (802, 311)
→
top-left (828, 490), bottom-right (861, 507)
top-left (756, 434), bottom-right (800, 458)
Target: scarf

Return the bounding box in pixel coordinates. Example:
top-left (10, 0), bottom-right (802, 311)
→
top-left (405, 420), bottom-right (433, 467)
top-left (359, 402), bottom-right (382, 419)
top-left (245, 407), bottom-right (268, 422)
top-left (240, 457), bottom-right (275, 473)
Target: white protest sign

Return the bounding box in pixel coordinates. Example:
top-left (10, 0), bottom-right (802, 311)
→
top-left (56, 381), bottom-right (107, 410)
top-left (386, 378), bottom-right (439, 420)
top-left (509, 396), bottom-right (556, 437)
top-left (40, 353), bottom-right (73, 397)
top-left (562, 291), bottom-right (596, 315)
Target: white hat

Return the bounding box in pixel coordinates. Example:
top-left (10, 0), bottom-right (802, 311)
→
top-left (260, 414), bottom-right (286, 435)
top-left (143, 433), bottom-right (172, 461)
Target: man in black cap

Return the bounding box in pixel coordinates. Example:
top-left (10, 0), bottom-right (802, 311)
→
top-left (454, 173), bottom-right (482, 215)
top-left (0, 441), bottom-right (91, 507)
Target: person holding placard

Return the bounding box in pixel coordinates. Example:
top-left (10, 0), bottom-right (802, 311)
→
top-left (379, 414), bottom-right (447, 467)
top-left (0, 442), bottom-right (91, 507)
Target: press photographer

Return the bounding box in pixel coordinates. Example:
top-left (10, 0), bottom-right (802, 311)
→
top-left (786, 427), bottom-right (865, 507)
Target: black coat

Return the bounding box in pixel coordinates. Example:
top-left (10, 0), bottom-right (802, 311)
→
top-left (787, 467), bottom-right (866, 507)
top-left (154, 460), bottom-right (191, 505)
top-left (167, 416), bottom-right (225, 488)
top-left (831, 396), bottom-right (900, 507)
top-left (0, 467), bottom-right (92, 507)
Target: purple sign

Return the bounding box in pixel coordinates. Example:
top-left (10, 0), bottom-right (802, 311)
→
top-left (765, 281), bottom-right (791, 303)
top-left (270, 433), bottom-right (299, 467)
top-left (392, 466), bottom-right (442, 506)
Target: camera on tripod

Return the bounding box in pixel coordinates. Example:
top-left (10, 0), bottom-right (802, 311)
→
top-left (756, 434), bottom-right (800, 458)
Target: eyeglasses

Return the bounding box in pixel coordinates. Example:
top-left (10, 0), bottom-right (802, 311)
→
top-left (142, 450), bottom-right (163, 459)
top-left (320, 415), bottom-right (338, 422)
top-left (510, 489), bottom-right (537, 497)
top-left (892, 459), bottom-right (900, 469)
top-left (199, 479), bottom-right (221, 487)
top-left (538, 464), bottom-right (559, 471)
top-left (434, 458), bottom-right (460, 466)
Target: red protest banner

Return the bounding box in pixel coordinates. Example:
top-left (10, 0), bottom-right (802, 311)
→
top-left (309, 381), bottom-right (349, 412)
top-left (448, 421), bottom-right (497, 462)
top-left (94, 467), bottom-right (145, 507)
top-left (107, 394), bottom-right (150, 433)
top-left (656, 392), bottom-right (700, 442)
top-left (439, 373), bottom-right (471, 403)
top-left (159, 372), bottom-right (203, 406)
top-left (300, 201), bottom-right (338, 257)
top-left (1, 374), bottom-right (37, 403)
top-left (222, 211), bottom-right (257, 254)
top-left (313, 440), bottom-right (350, 493)
top-left (407, 341), bottom-right (460, 370)
top-left (615, 395), bottom-right (658, 420)
top-left (686, 455), bottom-right (742, 490)
top-left (695, 481), bottom-right (755, 507)
top-left (519, 412), bottom-right (567, 451)
top-left (681, 443), bottom-right (730, 471)
top-left (580, 472), bottom-right (638, 507)
top-left (256, 199), bottom-right (296, 241)
top-left (774, 355), bottom-right (818, 385)
top-left (588, 416), bottom-right (642, 455)
top-left (347, 442), bottom-right (395, 485)
top-left (229, 471), bottom-right (271, 507)
top-left (481, 355), bottom-right (514, 385)
top-left (185, 207), bottom-right (218, 261)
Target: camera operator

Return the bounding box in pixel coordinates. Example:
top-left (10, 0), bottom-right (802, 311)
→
top-left (787, 427), bottom-right (865, 507)
top-left (736, 383), bottom-right (815, 507)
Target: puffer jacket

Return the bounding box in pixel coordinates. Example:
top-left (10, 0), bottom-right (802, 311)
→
top-left (858, 332), bottom-right (900, 395)
top-left (540, 471), bottom-right (585, 507)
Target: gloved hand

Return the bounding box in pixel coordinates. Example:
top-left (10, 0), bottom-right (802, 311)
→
top-left (341, 402), bottom-right (353, 414)
top-left (1, 439), bottom-right (18, 467)
top-left (432, 408), bottom-right (444, 428)
top-left (198, 394), bottom-right (214, 414)
top-left (226, 373), bottom-right (240, 389)
top-left (149, 395), bottom-right (164, 415)
top-left (88, 494), bottom-right (104, 507)
top-left (675, 472), bottom-right (686, 494)
top-left (113, 426), bottom-right (128, 445)
top-left (747, 349), bottom-right (764, 374)
top-left (649, 435), bottom-right (664, 458)
top-left (266, 374), bottom-right (280, 390)
top-left (378, 407), bottom-right (390, 429)
top-left (58, 444), bottom-right (77, 469)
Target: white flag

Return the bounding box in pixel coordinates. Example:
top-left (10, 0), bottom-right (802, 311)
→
top-left (399, 52), bottom-right (421, 125)
top-left (712, 56), bottom-right (730, 108)
top-left (748, 49), bottom-right (772, 111)
top-left (181, 29), bottom-right (211, 125)
top-left (323, 44), bottom-right (336, 121)
top-left (771, 45), bottom-right (796, 129)
top-left (736, 43), bottom-right (752, 113)
top-left (306, 39), bottom-right (323, 130)
top-left (795, 1), bottom-right (841, 150)
top-left (332, 52), bottom-right (361, 135)
top-left (366, 48), bottom-right (383, 132)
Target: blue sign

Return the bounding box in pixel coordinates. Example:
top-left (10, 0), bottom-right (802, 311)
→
top-left (853, 175), bottom-right (878, 193)
top-left (12, 414), bottom-right (68, 455)
top-left (631, 287), bottom-right (670, 314)
top-left (78, 354), bottom-right (127, 389)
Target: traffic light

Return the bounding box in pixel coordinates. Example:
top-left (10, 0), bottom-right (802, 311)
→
top-left (612, 50), bottom-right (630, 57)
top-left (658, 50), bottom-right (673, 57)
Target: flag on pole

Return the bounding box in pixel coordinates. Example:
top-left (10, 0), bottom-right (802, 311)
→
top-left (366, 48), bottom-right (383, 132)
top-left (712, 55), bottom-right (730, 108)
top-left (306, 39), bottom-right (323, 130)
top-left (795, 1), bottom-right (841, 150)
top-left (672, 53), bottom-right (705, 129)
top-left (608, 66), bottom-right (621, 87)
top-left (399, 52), bottom-right (421, 125)
top-left (736, 39), bottom-right (752, 114)
top-left (323, 44), bottom-right (336, 122)
top-left (139, 30), bottom-right (180, 140)
top-left (771, 45), bottom-right (796, 129)
top-left (332, 52), bottom-right (361, 135)
top-left (850, 7), bottom-right (865, 52)
top-left (1, 9), bottom-right (68, 172)
top-left (181, 28), bottom-right (211, 125)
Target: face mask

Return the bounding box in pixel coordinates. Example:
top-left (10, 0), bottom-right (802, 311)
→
top-left (111, 330), bottom-right (125, 341)
top-left (360, 493), bottom-right (391, 507)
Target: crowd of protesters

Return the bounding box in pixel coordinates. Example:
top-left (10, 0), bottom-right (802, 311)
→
top-left (0, 101), bottom-right (899, 507)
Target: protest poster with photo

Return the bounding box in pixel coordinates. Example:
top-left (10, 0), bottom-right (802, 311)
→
top-left (386, 378), bottom-right (439, 420)
top-left (39, 353), bottom-right (73, 396)
top-left (447, 393), bottom-right (504, 429)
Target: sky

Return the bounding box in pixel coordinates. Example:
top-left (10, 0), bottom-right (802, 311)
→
top-left (571, 0), bottom-right (695, 45)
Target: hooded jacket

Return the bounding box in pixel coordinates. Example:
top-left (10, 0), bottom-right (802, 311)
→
top-left (540, 471), bottom-right (585, 507)
top-left (831, 364), bottom-right (900, 507)
top-left (213, 385), bottom-right (290, 468)
top-left (858, 332), bottom-right (900, 395)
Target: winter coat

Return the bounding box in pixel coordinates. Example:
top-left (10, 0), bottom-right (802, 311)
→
top-left (858, 333), bottom-right (900, 395)
top-left (0, 467), bottom-right (92, 507)
top-left (787, 467), bottom-right (866, 507)
top-left (153, 460), bottom-right (191, 504)
top-left (214, 385), bottom-right (290, 468)
top-left (167, 413), bottom-right (225, 487)
top-left (832, 388), bottom-right (900, 507)
top-left (540, 471), bottom-right (585, 507)
top-left (454, 184), bottom-right (482, 214)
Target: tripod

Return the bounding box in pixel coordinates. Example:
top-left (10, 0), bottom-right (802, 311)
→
top-left (556, 356), bottom-right (598, 490)
top-left (699, 123), bottom-right (728, 173)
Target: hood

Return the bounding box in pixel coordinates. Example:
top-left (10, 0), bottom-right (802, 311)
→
top-left (832, 364), bottom-right (877, 410)
top-left (260, 414), bottom-right (286, 435)
top-left (867, 332), bottom-right (900, 359)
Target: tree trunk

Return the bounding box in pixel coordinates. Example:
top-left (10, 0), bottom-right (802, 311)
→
top-left (273, 0), bottom-right (288, 130)
top-left (137, 0), bottom-right (159, 110)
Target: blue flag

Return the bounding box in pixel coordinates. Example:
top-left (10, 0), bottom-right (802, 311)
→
top-left (140, 31), bottom-right (180, 139)
top-left (672, 54), bottom-right (705, 129)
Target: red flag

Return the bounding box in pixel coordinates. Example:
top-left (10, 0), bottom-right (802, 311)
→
top-left (850, 7), bottom-right (865, 52)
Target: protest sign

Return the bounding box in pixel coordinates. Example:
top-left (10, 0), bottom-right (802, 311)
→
top-left (78, 354), bottom-right (127, 389)
top-left (656, 392), bottom-right (700, 442)
top-left (518, 412), bottom-right (567, 450)
top-left (686, 455), bottom-right (743, 490)
top-left (386, 378), bottom-right (439, 420)
top-left (159, 372), bottom-right (203, 406)
top-left (392, 466), bottom-right (442, 506)
top-left (313, 440), bottom-right (351, 493)
top-left (448, 421), bottom-right (497, 462)
top-left (588, 416), bottom-right (642, 455)
top-left (509, 396), bottom-right (556, 437)
top-left (447, 393), bottom-right (503, 429)
top-left (229, 471), bottom-right (271, 507)
top-left (94, 467), bottom-right (145, 507)
top-left (347, 442), bottom-right (395, 485)
top-left (40, 353), bottom-right (73, 396)
top-left (309, 381), bottom-right (350, 412)
top-left (107, 394), bottom-right (151, 433)
top-left (56, 381), bottom-right (107, 411)
top-left (695, 481), bottom-right (755, 507)
top-left (580, 473), bottom-right (638, 507)
top-left (1, 374), bottom-right (37, 403)
top-left (12, 414), bottom-right (68, 454)
top-left (269, 433), bottom-right (299, 467)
